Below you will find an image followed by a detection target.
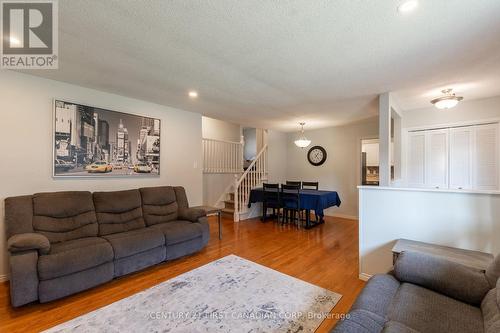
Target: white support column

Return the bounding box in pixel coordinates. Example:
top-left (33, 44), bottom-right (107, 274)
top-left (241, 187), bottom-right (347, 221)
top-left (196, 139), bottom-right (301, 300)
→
top-left (379, 92), bottom-right (403, 187)
top-left (392, 109), bottom-right (402, 182)
top-left (379, 93), bottom-right (392, 187)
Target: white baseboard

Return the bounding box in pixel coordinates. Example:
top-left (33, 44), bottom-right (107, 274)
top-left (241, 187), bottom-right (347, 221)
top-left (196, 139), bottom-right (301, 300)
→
top-left (329, 213), bottom-right (358, 220)
top-left (358, 273), bottom-right (372, 281)
top-left (0, 274), bottom-right (8, 282)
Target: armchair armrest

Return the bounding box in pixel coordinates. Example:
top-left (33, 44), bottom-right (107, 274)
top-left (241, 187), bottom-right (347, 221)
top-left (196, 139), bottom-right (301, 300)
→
top-left (7, 233), bottom-right (50, 255)
top-left (394, 251), bottom-right (491, 305)
top-left (178, 208), bottom-right (207, 222)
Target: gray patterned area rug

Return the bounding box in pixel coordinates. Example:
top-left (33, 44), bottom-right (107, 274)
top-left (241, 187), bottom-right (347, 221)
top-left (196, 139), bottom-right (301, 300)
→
top-left (44, 254), bottom-right (342, 333)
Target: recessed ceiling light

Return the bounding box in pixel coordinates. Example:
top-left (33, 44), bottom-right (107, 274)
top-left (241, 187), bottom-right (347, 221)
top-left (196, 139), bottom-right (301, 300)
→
top-left (188, 91), bottom-right (198, 98)
top-left (398, 0), bottom-right (419, 14)
top-left (9, 36), bottom-right (20, 46)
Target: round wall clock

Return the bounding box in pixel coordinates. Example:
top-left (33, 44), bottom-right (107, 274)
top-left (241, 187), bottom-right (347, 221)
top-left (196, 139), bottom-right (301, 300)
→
top-left (307, 146), bottom-right (327, 166)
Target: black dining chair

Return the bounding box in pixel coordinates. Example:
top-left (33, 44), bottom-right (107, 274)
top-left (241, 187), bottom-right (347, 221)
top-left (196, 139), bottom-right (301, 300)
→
top-left (280, 184), bottom-right (301, 226)
top-left (302, 181), bottom-right (319, 190)
top-left (286, 180), bottom-right (302, 187)
top-left (262, 183), bottom-right (281, 222)
top-left (302, 182), bottom-right (319, 222)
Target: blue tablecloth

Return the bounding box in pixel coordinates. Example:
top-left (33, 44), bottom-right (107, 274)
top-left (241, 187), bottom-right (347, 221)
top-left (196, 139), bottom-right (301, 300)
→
top-left (248, 188), bottom-right (341, 217)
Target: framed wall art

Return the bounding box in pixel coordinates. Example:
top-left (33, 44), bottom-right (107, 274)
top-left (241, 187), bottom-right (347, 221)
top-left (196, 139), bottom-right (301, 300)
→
top-left (53, 100), bottom-right (161, 177)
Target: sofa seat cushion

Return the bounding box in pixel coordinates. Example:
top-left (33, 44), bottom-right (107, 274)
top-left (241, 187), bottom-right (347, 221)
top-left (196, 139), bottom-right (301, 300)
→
top-left (387, 283), bottom-right (484, 333)
top-left (38, 237), bottom-right (113, 281)
top-left (102, 228), bottom-right (165, 259)
top-left (149, 220), bottom-right (203, 245)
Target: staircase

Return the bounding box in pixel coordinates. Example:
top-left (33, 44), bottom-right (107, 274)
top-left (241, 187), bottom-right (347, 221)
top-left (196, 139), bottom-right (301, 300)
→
top-left (233, 144), bottom-right (268, 221)
top-left (220, 192), bottom-right (237, 218)
top-left (202, 138), bottom-right (268, 221)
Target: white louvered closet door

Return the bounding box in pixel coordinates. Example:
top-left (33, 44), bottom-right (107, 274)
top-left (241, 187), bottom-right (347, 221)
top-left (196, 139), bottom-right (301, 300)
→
top-left (425, 129), bottom-right (449, 189)
top-left (407, 132), bottom-right (426, 187)
top-left (473, 124), bottom-right (499, 190)
top-left (449, 127), bottom-right (474, 190)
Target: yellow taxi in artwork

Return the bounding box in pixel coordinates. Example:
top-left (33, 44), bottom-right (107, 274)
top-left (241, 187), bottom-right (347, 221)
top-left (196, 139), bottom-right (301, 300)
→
top-left (85, 161), bottom-right (113, 173)
top-left (134, 162), bottom-right (152, 173)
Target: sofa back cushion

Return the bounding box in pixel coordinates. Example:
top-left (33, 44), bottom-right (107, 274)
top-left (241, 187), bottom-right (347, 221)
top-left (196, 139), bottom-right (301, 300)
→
top-left (93, 189), bottom-right (145, 235)
top-left (32, 191), bottom-right (98, 243)
top-left (5, 195), bottom-right (34, 239)
top-left (486, 254), bottom-right (500, 288)
top-left (140, 186), bottom-right (178, 226)
top-left (174, 186), bottom-right (189, 210)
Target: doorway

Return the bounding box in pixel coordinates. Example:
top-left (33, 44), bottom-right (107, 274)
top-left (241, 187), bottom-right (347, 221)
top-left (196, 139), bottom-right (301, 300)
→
top-left (361, 139), bottom-right (380, 185)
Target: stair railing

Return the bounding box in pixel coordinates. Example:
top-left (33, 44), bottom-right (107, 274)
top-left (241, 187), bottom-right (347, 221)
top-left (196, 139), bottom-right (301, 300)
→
top-left (234, 144), bottom-right (268, 221)
top-left (202, 138), bottom-right (244, 174)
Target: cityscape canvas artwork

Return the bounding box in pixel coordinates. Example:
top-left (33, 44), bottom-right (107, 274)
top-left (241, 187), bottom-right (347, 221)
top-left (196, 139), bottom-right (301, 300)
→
top-left (53, 100), bottom-right (161, 177)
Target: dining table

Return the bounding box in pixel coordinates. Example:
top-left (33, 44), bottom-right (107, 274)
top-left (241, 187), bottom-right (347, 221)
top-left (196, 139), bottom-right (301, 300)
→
top-left (248, 188), bottom-right (341, 229)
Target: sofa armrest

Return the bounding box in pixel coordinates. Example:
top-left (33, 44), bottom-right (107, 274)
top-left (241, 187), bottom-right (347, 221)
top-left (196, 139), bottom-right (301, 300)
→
top-left (394, 251), bottom-right (491, 305)
top-left (7, 233), bottom-right (50, 255)
top-left (332, 309), bottom-right (385, 333)
top-left (9, 250), bottom-right (40, 306)
top-left (178, 208), bottom-right (207, 223)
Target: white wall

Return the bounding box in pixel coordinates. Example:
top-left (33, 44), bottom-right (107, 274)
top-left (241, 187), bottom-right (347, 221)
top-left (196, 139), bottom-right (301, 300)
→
top-left (286, 117), bottom-right (379, 218)
top-left (0, 71), bottom-right (203, 279)
top-left (201, 116), bottom-right (242, 206)
top-left (267, 130), bottom-right (288, 184)
top-left (243, 128), bottom-right (257, 160)
top-left (402, 95), bottom-right (500, 129)
top-left (202, 116), bottom-right (241, 142)
top-left (359, 186), bottom-right (500, 278)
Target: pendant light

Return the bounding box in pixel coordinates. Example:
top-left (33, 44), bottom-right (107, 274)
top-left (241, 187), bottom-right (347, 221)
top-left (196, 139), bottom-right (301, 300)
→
top-left (431, 89), bottom-right (464, 109)
top-left (294, 122), bottom-right (311, 148)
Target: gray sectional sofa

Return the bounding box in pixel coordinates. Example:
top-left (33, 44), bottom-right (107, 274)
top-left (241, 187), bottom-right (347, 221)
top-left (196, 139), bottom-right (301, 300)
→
top-left (333, 251), bottom-right (500, 333)
top-left (5, 186), bottom-right (209, 307)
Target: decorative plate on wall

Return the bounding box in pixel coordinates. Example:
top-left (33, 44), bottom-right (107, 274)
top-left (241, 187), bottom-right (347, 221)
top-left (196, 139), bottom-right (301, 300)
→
top-left (307, 146), bottom-right (327, 166)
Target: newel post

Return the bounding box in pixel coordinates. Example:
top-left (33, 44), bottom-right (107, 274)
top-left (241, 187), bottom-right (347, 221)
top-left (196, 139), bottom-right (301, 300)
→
top-left (233, 174), bottom-right (239, 221)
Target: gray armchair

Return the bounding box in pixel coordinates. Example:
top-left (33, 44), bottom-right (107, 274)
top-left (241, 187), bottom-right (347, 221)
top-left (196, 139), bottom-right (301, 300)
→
top-left (333, 251), bottom-right (500, 333)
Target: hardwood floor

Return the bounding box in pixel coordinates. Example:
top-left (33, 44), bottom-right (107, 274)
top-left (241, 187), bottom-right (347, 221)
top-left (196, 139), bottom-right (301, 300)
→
top-left (0, 216), bottom-right (365, 333)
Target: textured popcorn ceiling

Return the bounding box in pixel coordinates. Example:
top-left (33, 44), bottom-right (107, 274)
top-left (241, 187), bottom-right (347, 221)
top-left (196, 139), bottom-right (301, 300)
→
top-left (20, 0), bottom-right (500, 131)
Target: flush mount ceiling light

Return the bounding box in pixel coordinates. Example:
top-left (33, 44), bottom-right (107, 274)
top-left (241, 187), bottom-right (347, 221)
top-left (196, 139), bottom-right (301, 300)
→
top-left (398, 0), bottom-right (419, 14)
top-left (188, 90), bottom-right (198, 98)
top-left (294, 122), bottom-right (312, 148)
top-left (430, 89), bottom-right (464, 109)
